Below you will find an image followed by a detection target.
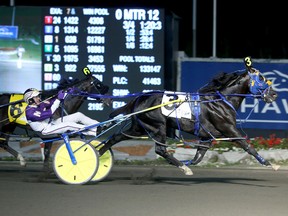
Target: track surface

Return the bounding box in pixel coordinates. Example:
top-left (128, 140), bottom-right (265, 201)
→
top-left (0, 162), bottom-right (288, 216)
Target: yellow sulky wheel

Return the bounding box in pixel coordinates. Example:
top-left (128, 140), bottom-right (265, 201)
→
top-left (53, 140), bottom-right (99, 185)
top-left (90, 140), bottom-right (114, 182)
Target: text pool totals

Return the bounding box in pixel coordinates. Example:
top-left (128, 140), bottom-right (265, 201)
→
top-left (42, 7), bottom-right (164, 113)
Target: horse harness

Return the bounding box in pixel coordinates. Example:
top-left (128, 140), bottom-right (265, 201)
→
top-left (160, 69), bottom-right (273, 147)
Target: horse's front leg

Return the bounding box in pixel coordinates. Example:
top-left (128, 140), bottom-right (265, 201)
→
top-left (186, 146), bottom-right (208, 165)
top-left (211, 114), bottom-right (280, 171)
top-left (237, 140), bottom-right (280, 170)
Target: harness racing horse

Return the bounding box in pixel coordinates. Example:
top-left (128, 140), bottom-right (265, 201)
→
top-left (99, 58), bottom-right (279, 175)
top-left (0, 68), bottom-right (110, 169)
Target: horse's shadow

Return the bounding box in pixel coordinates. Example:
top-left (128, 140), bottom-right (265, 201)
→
top-left (0, 166), bottom-right (277, 188)
top-left (23, 175), bottom-right (278, 188)
top-left (153, 177), bottom-right (276, 188)
top-left (98, 168), bottom-right (278, 188)
top-left (99, 176), bottom-right (276, 188)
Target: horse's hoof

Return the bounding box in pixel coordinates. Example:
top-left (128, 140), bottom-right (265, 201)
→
top-left (179, 165), bottom-right (193, 176)
top-left (38, 172), bottom-right (50, 182)
top-left (271, 164), bottom-right (280, 171)
top-left (43, 166), bottom-right (50, 173)
top-left (20, 160), bottom-right (27, 167)
top-left (17, 154), bottom-right (26, 167)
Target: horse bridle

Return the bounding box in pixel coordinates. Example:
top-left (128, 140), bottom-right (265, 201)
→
top-left (248, 68), bottom-right (272, 99)
top-left (89, 75), bottom-right (111, 106)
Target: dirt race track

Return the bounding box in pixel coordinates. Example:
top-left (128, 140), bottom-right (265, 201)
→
top-left (0, 162), bottom-right (288, 216)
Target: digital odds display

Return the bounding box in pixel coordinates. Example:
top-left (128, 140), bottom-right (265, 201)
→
top-left (42, 7), bottom-right (165, 115)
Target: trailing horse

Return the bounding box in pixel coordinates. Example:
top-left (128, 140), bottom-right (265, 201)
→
top-left (99, 58), bottom-right (279, 175)
top-left (0, 68), bottom-right (110, 169)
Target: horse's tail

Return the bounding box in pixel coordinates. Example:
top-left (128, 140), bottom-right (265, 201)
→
top-left (109, 91), bottom-right (163, 119)
top-left (109, 97), bottom-right (137, 119)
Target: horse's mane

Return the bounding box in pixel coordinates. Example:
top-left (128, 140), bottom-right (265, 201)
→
top-left (198, 71), bottom-right (244, 93)
top-left (56, 77), bottom-right (80, 90)
top-left (41, 77), bottom-right (81, 98)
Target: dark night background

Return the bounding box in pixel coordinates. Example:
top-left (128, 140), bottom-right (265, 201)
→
top-left (2, 0), bottom-right (288, 59)
top-left (1, 0), bottom-right (287, 138)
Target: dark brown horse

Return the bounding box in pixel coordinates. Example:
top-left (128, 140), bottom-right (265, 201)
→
top-left (99, 59), bottom-right (279, 175)
top-left (0, 69), bottom-right (110, 170)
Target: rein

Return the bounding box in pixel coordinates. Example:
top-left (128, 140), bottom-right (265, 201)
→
top-left (0, 99), bottom-right (24, 109)
top-left (78, 91), bottom-right (263, 101)
top-left (0, 93), bottom-right (59, 125)
top-left (122, 90), bottom-right (257, 148)
top-left (0, 76), bottom-right (95, 124)
top-left (73, 89), bottom-right (267, 148)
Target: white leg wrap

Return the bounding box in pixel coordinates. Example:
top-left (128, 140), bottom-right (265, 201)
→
top-left (179, 165), bottom-right (193, 175)
top-left (17, 154), bottom-right (26, 167)
top-left (270, 164), bottom-right (280, 171)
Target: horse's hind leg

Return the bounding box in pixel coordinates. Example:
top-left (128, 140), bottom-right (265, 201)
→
top-left (153, 123), bottom-right (193, 176)
top-left (37, 141), bottom-right (54, 181)
top-left (43, 141), bottom-right (53, 171)
top-left (155, 143), bottom-right (182, 166)
top-left (155, 143), bottom-right (193, 175)
top-left (0, 141), bottom-right (26, 166)
top-left (98, 133), bottom-right (130, 156)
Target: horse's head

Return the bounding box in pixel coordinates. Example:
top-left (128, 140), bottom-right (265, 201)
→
top-left (76, 68), bottom-right (111, 107)
top-left (262, 70), bottom-right (288, 92)
top-left (41, 68), bottom-right (111, 117)
top-left (243, 56), bottom-right (277, 103)
top-left (247, 67), bottom-right (278, 103)
top-left (74, 74), bottom-right (108, 94)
